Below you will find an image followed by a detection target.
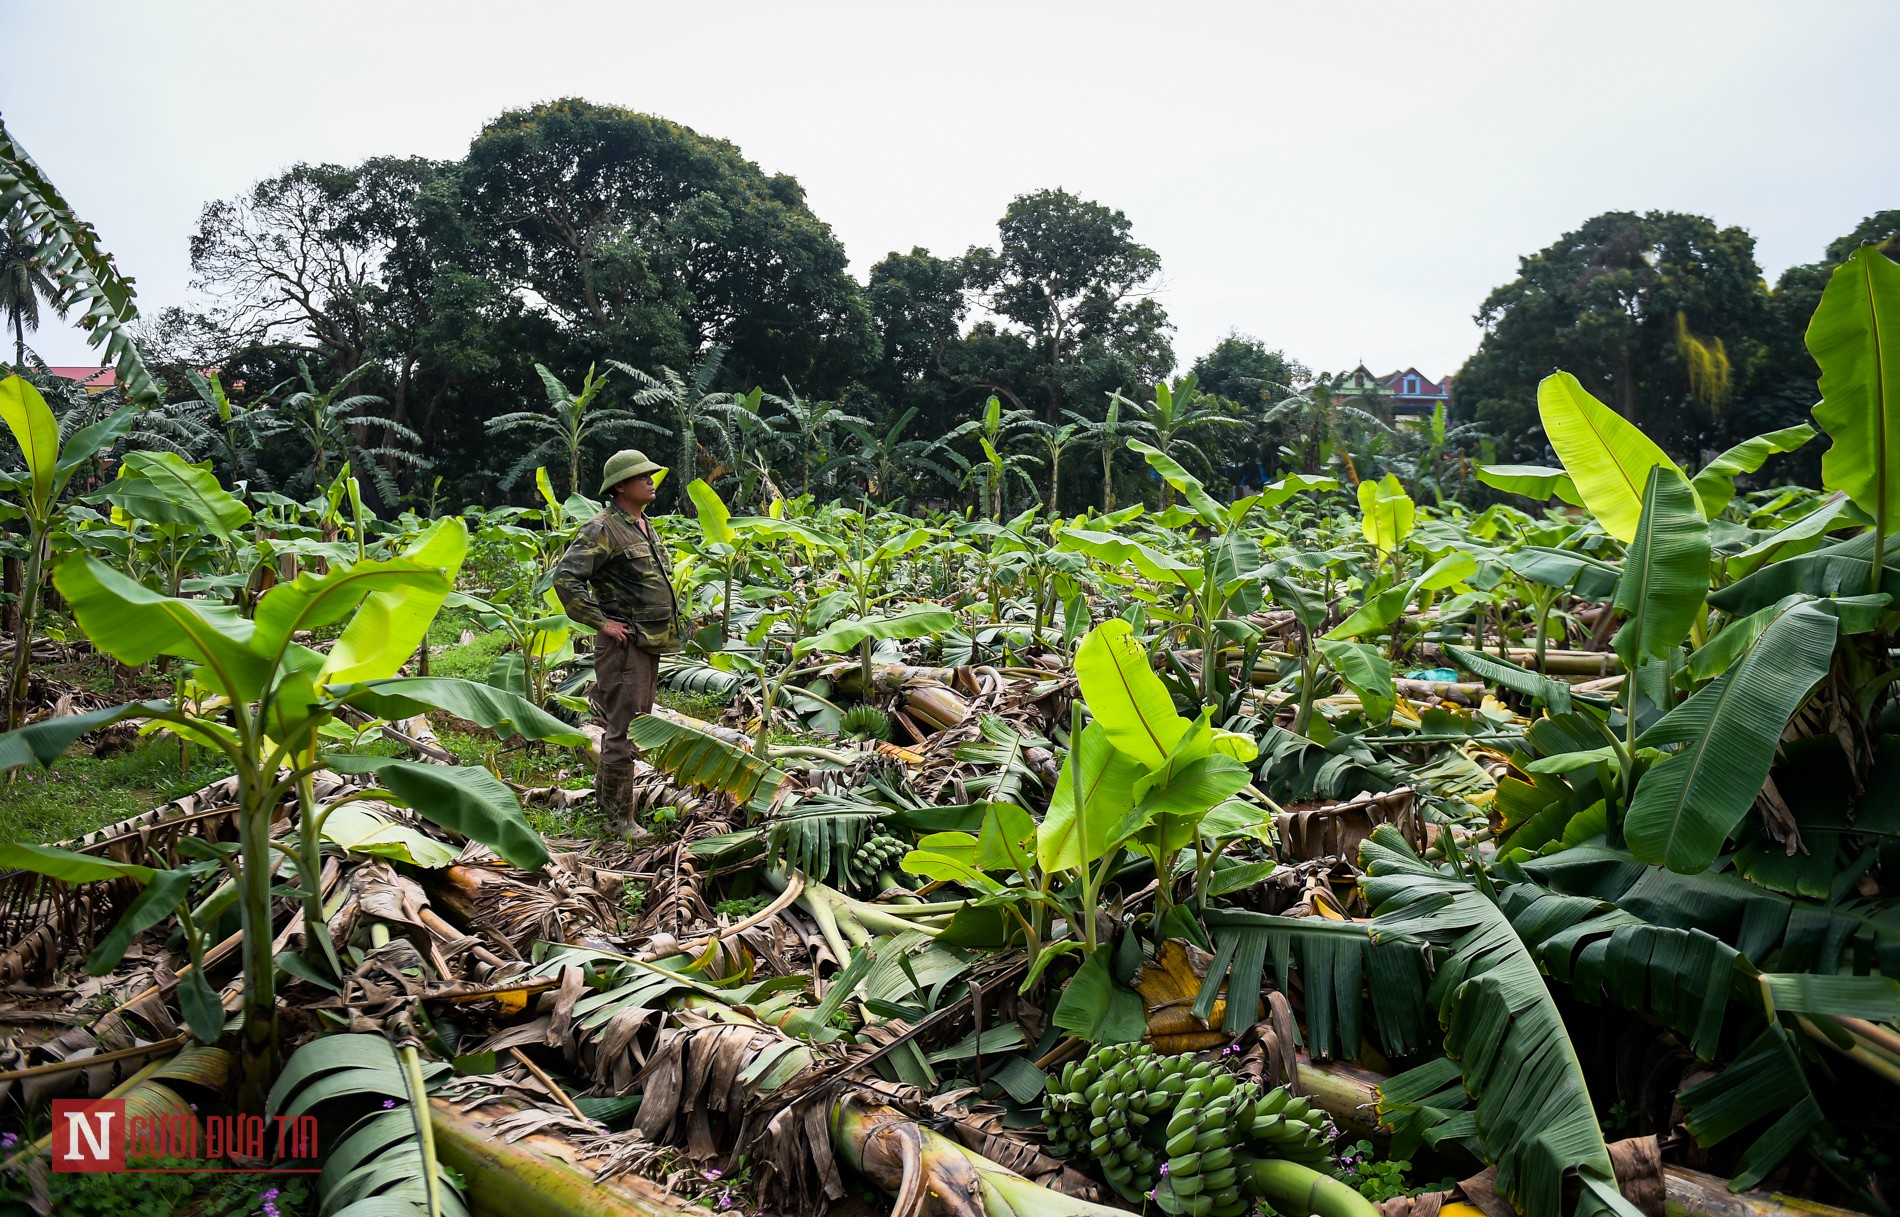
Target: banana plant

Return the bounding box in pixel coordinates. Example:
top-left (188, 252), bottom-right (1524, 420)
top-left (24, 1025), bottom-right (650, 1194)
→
top-left (1061, 439), bottom-right (1333, 708)
top-left (1469, 349), bottom-right (1894, 874)
top-left (896, 621), bottom-right (1261, 1042)
top-left (686, 476), bottom-right (786, 645)
top-left (1480, 372), bottom-right (1817, 537)
top-left (445, 585), bottom-right (576, 709)
top-left (747, 513), bottom-right (941, 690)
top-left (939, 395), bottom-right (1041, 521)
top-left (0, 373), bottom-right (133, 728)
top-left (960, 511), bottom-right (1088, 655)
top-left (1357, 472), bottom-right (1415, 579)
top-left (486, 361), bottom-right (659, 499)
top-left (1111, 373), bottom-right (1246, 506)
top-left (0, 514), bottom-right (584, 1106)
top-left (96, 450), bottom-right (260, 766)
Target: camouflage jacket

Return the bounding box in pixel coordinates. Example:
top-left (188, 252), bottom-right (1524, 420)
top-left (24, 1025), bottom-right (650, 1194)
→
top-left (552, 508), bottom-right (681, 653)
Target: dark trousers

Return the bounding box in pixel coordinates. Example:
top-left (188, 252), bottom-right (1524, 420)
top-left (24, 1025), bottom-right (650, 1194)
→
top-left (592, 634), bottom-right (659, 812)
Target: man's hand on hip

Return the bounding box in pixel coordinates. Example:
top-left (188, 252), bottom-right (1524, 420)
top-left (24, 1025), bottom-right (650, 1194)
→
top-left (600, 620), bottom-right (631, 644)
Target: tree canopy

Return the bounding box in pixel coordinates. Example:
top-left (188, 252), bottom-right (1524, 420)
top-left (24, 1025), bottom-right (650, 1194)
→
top-left (1451, 211), bottom-right (1776, 460)
top-left (20, 100), bottom-right (1878, 517)
top-left (459, 99), bottom-right (877, 395)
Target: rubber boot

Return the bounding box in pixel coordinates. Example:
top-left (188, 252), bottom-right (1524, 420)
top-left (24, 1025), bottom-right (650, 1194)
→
top-left (595, 759), bottom-right (633, 831)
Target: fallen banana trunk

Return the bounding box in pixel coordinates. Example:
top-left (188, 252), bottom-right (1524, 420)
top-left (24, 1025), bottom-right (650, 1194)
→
top-left (1413, 645), bottom-right (1619, 677)
top-left (827, 661), bottom-right (962, 696)
top-left (1393, 678), bottom-right (1483, 705)
top-left (1497, 648), bottom-right (1617, 675)
top-left (1244, 1158), bottom-right (1383, 1217)
top-left (429, 1098), bottom-right (699, 1217)
top-left (1290, 1057), bottom-right (1867, 1217)
top-left (902, 682), bottom-right (973, 732)
top-left (832, 1092), bottom-right (1138, 1217)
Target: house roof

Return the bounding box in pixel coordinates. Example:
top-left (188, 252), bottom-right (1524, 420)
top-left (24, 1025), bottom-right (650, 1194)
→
top-left (1377, 368), bottom-right (1450, 396)
top-left (46, 366), bottom-right (119, 390)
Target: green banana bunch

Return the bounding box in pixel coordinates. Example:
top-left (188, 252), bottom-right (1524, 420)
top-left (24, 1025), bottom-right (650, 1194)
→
top-left (1043, 1043), bottom-right (1213, 1201)
top-left (1044, 1044), bottom-right (1339, 1212)
top-left (1244, 1088), bottom-right (1337, 1165)
top-left (846, 832), bottom-right (908, 889)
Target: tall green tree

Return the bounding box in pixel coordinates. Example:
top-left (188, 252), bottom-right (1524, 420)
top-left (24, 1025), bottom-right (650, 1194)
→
top-left (0, 210), bottom-right (58, 366)
top-left (1452, 211), bottom-right (1776, 458)
top-left (963, 189), bottom-right (1174, 424)
top-left (1189, 332), bottom-right (1312, 482)
top-left (864, 246), bottom-right (973, 439)
top-left (186, 156), bottom-right (502, 502)
top-left (1190, 332), bottom-right (1307, 406)
top-left (460, 99), bottom-right (877, 396)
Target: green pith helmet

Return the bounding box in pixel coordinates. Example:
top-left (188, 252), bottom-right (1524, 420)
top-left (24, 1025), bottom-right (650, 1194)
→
top-left (599, 449), bottom-right (665, 496)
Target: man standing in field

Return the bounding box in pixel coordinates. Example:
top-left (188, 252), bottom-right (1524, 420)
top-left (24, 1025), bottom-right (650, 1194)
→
top-left (553, 449), bottom-right (682, 823)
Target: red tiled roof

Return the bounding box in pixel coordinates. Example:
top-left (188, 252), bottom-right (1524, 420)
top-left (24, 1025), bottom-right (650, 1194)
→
top-left (46, 366), bottom-right (118, 388)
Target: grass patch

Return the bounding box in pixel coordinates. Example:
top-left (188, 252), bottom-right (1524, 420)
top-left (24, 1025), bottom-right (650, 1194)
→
top-left (424, 608), bottom-right (518, 682)
top-left (0, 739), bottom-right (232, 845)
top-left (657, 688), bottom-right (731, 722)
top-left (1, 630), bottom-right (742, 850)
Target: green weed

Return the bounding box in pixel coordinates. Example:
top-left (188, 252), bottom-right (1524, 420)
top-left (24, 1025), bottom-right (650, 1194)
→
top-left (0, 740), bottom-right (230, 845)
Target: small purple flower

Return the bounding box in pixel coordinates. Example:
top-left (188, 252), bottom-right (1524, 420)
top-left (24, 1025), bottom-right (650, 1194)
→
top-left (716, 1191), bottom-right (734, 1210)
top-left (0, 1131), bottom-right (16, 1149)
top-left (1147, 1190), bottom-right (1157, 1201)
top-left (382, 1098), bottom-right (397, 1109)
top-left (701, 1169), bottom-right (724, 1182)
top-left (1158, 1162), bottom-right (1170, 1177)
top-left (263, 1189), bottom-right (280, 1202)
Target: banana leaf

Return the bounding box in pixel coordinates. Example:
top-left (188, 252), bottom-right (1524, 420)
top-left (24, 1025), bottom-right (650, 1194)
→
top-left (1506, 547), bottom-right (1622, 600)
top-left (1810, 247), bottom-right (1900, 555)
top-left (1537, 372), bottom-right (1678, 544)
top-left (1316, 639), bottom-right (1397, 725)
top-left (627, 714), bottom-right (786, 809)
top-left (334, 677), bottom-right (586, 746)
top-left (1476, 464), bottom-right (1582, 507)
top-left (1360, 826), bottom-right (1644, 1217)
top-left (797, 606), bottom-right (955, 656)
top-left (0, 121), bottom-right (162, 406)
top-left (268, 1034), bottom-right (465, 1217)
top-left (1517, 843), bottom-right (1900, 976)
top-left (1708, 527), bottom-right (1900, 614)
top-left (0, 698), bottom-right (172, 771)
top-left (106, 450), bottom-right (254, 538)
top-left (1611, 465), bottom-right (1708, 669)
top-left (328, 754), bottom-right (550, 870)
top-left (1691, 424), bottom-right (1816, 519)
top-left (0, 374), bottom-right (59, 513)
top-left (1626, 598), bottom-right (1842, 873)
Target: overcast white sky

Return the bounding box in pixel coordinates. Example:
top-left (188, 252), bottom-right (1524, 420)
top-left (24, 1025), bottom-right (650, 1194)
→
top-left (4, 0), bottom-right (1896, 383)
